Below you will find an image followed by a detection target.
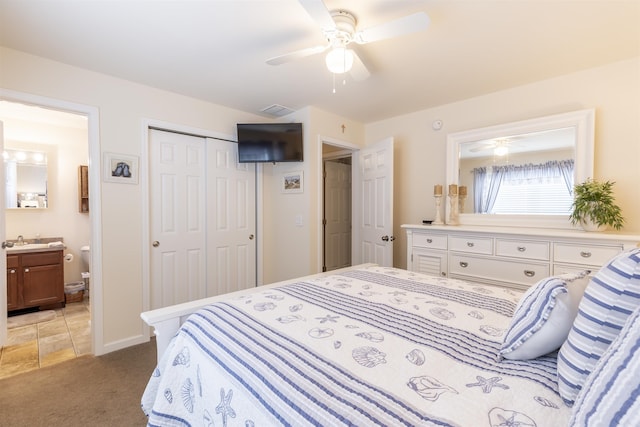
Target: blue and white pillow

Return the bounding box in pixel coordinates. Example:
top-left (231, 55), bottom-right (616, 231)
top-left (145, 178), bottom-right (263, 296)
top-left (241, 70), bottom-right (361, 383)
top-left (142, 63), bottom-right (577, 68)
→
top-left (498, 270), bottom-right (590, 361)
top-left (569, 304), bottom-right (640, 426)
top-left (557, 247), bottom-right (640, 406)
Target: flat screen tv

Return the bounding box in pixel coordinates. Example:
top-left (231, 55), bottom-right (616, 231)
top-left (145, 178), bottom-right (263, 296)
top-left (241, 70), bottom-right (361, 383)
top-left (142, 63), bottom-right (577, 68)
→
top-left (237, 122), bottom-right (303, 163)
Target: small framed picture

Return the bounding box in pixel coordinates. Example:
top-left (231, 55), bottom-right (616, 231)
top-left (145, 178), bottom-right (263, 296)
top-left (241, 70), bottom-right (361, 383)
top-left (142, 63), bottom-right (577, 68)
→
top-left (103, 152), bottom-right (139, 184)
top-left (282, 170), bottom-right (303, 194)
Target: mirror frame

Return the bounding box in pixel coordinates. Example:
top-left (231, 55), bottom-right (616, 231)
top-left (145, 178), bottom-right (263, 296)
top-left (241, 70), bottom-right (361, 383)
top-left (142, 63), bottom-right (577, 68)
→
top-left (446, 109), bottom-right (595, 229)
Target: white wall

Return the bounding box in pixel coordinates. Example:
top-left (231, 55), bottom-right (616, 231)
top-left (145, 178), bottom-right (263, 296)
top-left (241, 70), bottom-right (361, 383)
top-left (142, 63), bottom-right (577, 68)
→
top-left (0, 47), bottom-right (267, 353)
top-left (365, 57), bottom-right (640, 270)
top-left (261, 106), bottom-right (365, 284)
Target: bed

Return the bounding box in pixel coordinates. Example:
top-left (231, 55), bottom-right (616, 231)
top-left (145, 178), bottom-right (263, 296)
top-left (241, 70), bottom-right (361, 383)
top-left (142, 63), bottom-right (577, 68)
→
top-left (141, 264), bottom-right (578, 426)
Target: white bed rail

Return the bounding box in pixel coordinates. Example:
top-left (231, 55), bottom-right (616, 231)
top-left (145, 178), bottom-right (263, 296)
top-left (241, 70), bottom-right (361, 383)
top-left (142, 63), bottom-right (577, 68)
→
top-left (141, 264), bottom-right (377, 362)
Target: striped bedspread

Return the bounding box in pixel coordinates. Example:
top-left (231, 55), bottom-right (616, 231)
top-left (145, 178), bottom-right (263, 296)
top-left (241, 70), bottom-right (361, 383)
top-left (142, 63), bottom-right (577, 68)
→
top-left (141, 266), bottom-right (571, 426)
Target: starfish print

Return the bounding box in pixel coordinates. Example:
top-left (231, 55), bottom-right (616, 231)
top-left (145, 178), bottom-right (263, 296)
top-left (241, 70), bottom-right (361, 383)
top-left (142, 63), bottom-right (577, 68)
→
top-left (315, 314), bottom-right (340, 323)
top-left (215, 388), bottom-right (236, 427)
top-left (466, 376), bottom-right (510, 393)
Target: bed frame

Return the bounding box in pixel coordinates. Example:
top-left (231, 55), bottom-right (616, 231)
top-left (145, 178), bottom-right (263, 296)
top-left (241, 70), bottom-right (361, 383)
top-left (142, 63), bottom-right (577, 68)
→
top-left (141, 264), bottom-right (376, 362)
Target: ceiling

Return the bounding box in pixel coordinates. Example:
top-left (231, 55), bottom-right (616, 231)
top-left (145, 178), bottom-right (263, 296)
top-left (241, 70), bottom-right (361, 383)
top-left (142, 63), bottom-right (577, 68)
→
top-left (1, 0), bottom-right (638, 124)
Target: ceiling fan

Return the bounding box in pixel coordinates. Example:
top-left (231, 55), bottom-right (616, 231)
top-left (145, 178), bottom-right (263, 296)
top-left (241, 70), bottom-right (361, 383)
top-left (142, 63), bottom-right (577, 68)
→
top-left (266, 0), bottom-right (430, 81)
top-left (469, 138), bottom-right (525, 156)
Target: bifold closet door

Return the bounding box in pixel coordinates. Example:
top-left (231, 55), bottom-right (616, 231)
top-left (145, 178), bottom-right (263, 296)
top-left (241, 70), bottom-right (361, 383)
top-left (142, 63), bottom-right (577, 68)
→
top-left (206, 137), bottom-right (256, 295)
top-left (149, 130), bottom-right (207, 309)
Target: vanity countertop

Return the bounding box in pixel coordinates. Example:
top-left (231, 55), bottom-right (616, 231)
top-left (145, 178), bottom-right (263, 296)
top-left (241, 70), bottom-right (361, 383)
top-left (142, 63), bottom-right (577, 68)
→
top-left (6, 243), bottom-right (66, 254)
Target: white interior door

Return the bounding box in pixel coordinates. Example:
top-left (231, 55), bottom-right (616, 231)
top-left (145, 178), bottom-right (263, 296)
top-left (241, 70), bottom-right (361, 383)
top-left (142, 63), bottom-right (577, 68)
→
top-left (324, 159), bottom-right (351, 271)
top-left (0, 121), bottom-right (6, 346)
top-left (206, 137), bottom-right (256, 295)
top-left (354, 137), bottom-right (394, 267)
top-left (149, 130), bottom-right (207, 309)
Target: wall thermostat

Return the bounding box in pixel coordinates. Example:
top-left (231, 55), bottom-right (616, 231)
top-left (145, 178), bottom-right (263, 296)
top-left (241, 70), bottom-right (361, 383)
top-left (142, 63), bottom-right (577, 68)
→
top-left (432, 119), bottom-right (443, 131)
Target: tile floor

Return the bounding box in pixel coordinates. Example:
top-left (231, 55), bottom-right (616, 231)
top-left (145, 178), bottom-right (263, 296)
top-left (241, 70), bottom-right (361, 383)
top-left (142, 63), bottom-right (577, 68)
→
top-left (0, 297), bottom-right (91, 379)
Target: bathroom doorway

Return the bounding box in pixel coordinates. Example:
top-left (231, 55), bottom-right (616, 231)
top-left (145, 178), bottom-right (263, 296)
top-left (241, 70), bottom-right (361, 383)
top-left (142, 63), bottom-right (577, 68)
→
top-left (0, 94), bottom-right (98, 364)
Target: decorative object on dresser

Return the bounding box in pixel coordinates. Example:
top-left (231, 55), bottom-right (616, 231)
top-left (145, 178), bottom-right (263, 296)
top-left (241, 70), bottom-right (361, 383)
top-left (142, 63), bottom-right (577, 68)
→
top-left (569, 178), bottom-right (625, 231)
top-left (447, 184), bottom-right (459, 225)
top-left (402, 224), bottom-right (640, 290)
top-left (432, 184), bottom-right (444, 225)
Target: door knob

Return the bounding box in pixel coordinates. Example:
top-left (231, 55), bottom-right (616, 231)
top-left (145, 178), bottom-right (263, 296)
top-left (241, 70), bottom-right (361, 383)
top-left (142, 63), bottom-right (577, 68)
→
top-left (381, 235), bottom-right (389, 241)
top-left (152, 241), bottom-right (160, 247)
top-left (249, 234), bottom-right (254, 240)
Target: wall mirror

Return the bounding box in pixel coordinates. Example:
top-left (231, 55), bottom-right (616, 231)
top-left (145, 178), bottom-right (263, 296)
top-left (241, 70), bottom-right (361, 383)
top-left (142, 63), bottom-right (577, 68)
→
top-left (446, 109), bottom-right (594, 229)
top-left (4, 147), bottom-right (49, 209)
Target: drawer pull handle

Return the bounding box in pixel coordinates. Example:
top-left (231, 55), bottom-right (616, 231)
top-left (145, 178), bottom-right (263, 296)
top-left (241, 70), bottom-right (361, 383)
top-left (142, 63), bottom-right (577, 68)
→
top-left (24, 268), bottom-right (30, 273)
top-left (517, 246), bottom-right (526, 252)
top-left (9, 269), bottom-right (15, 274)
top-left (580, 251), bottom-right (592, 258)
top-left (524, 270), bottom-right (535, 277)
top-left (467, 242), bottom-right (474, 247)
top-left (459, 261), bottom-right (469, 268)
top-left (426, 239), bottom-right (433, 243)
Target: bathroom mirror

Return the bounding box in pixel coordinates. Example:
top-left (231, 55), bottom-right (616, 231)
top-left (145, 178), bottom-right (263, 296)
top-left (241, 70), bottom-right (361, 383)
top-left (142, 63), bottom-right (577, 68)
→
top-left (446, 109), bottom-right (594, 228)
top-left (4, 147), bottom-right (49, 209)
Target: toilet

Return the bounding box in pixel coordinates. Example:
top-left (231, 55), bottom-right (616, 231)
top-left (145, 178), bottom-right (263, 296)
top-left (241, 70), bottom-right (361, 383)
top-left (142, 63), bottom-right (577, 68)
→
top-left (80, 245), bottom-right (90, 293)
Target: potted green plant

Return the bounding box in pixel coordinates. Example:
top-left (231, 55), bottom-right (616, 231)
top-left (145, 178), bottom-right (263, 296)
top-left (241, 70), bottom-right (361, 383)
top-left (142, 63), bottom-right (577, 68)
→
top-left (570, 178), bottom-right (625, 231)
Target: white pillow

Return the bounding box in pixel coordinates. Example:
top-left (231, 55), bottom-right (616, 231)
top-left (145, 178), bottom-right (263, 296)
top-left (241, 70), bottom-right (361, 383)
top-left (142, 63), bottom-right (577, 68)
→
top-left (569, 304), bottom-right (640, 426)
top-left (557, 248), bottom-right (640, 406)
top-left (498, 270), bottom-right (590, 361)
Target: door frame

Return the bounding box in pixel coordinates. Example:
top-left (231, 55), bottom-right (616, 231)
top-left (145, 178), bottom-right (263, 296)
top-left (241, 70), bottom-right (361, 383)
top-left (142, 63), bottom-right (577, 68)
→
top-left (0, 89), bottom-right (102, 353)
top-left (141, 119), bottom-right (264, 320)
top-left (315, 135), bottom-right (359, 272)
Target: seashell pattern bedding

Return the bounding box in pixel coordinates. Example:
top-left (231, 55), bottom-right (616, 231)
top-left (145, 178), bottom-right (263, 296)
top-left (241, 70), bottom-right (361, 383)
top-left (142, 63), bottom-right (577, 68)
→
top-left (141, 265), bottom-right (571, 426)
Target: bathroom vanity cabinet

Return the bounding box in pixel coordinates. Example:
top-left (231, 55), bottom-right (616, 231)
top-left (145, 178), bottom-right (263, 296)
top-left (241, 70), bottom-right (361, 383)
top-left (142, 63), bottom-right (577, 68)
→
top-left (7, 249), bottom-right (64, 311)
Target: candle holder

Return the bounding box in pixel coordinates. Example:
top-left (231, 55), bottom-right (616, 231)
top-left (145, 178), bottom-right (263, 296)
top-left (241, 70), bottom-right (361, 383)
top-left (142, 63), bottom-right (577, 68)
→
top-left (433, 195), bottom-right (444, 225)
top-left (448, 194), bottom-right (459, 225)
top-left (458, 195), bottom-right (467, 214)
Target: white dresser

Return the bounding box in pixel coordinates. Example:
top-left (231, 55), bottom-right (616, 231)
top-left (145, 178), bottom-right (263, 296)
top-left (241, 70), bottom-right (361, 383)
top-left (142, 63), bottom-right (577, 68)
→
top-left (402, 224), bottom-right (640, 290)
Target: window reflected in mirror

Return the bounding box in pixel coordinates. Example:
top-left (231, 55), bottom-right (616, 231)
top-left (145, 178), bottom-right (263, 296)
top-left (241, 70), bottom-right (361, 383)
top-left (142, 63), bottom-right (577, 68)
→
top-left (458, 127), bottom-right (575, 215)
top-left (4, 148), bottom-right (48, 208)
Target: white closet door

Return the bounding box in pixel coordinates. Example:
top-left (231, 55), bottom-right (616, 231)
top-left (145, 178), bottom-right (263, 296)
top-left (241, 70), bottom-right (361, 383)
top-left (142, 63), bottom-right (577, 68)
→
top-left (149, 130), bottom-right (207, 309)
top-left (206, 137), bottom-right (256, 295)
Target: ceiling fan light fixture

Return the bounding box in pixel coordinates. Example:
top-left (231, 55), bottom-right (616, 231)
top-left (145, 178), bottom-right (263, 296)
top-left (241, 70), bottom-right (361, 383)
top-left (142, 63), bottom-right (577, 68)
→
top-left (325, 47), bottom-right (354, 74)
top-left (494, 145), bottom-right (509, 156)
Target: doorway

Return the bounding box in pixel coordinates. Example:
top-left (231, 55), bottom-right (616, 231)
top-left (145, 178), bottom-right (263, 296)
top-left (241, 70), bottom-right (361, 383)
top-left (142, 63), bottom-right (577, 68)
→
top-left (323, 155), bottom-right (352, 272)
top-left (0, 93), bottom-right (99, 359)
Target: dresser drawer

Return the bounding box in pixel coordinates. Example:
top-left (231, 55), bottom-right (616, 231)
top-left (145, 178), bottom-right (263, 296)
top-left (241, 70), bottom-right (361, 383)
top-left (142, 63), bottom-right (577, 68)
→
top-left (412, 232), bottom-right (447, 250)
top-left (450, 254), bottom-right (549, 288)
top-left (449, 235), bottom-right (493, 255)
top-left (553, 243), bottom-right (622, 267)
top-left (496, 239), bottom-right (550, 261)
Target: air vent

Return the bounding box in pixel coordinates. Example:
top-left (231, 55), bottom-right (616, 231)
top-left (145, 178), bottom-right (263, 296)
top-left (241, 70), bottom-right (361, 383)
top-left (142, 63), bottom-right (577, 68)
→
top-left (260, 104), bottom-right (295, 117)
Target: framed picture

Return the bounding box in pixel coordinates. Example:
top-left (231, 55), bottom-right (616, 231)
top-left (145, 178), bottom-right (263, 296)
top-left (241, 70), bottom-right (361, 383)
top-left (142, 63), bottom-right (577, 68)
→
top-left (103, 152), bottom-right (139, 184)
top-left (282, 170), bottom-right (303, 194)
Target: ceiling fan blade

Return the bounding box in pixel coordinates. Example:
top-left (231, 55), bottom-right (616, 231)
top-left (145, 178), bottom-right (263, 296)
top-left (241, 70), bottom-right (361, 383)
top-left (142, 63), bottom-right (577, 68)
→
top-left (355, 12), bottom-right (430, 44)
top-left (266, 44), bottom-right (329, 65)
top-left (349, 50), bottom-right (370, 81)
top-left (298, 0), bottom-right (335, 30)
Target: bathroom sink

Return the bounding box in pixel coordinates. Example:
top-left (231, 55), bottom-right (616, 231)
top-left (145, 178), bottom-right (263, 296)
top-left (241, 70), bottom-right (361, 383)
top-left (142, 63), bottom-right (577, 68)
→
top-left (6, 243), bottom-right (63, 253)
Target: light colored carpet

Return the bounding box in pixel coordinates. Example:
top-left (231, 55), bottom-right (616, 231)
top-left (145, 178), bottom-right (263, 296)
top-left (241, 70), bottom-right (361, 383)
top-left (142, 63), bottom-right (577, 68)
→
top-left (7, 310), bottom-right (56, 329)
